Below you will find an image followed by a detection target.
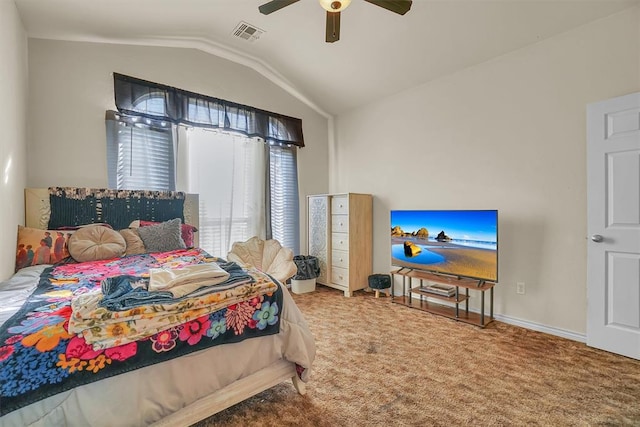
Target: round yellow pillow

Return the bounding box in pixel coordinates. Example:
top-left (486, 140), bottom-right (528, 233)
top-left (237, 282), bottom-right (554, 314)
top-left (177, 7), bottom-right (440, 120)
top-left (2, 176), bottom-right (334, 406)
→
top-left (68, 225), bottom-right (126, 263)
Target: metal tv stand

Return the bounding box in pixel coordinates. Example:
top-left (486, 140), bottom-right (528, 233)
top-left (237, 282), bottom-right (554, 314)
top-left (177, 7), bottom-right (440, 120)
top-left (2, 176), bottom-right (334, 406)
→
top-left (390, 268), bottom-right (495, 327)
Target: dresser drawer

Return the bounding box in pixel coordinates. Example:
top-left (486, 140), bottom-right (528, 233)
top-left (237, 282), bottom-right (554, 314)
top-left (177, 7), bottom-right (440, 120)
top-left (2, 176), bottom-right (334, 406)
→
top-left (332, 233), bottom-right (349, 251)
top-left (331, 195), bottom-right (349, 215)
top-left (331, 266), bottom-right (349, 286)
top-left (332, 250), bottom-right (349, 268)
top-left (331, 215), bottom-right (349, 233)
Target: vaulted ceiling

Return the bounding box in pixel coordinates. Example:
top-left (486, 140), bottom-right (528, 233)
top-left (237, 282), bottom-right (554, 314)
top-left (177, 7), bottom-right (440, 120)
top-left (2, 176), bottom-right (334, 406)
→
top-left (14, 0), bottom-right (639, 115)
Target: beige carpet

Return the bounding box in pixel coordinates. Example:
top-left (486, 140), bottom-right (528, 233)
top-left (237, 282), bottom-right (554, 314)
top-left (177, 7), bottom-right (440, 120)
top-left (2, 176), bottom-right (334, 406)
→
top-left (193, 285), bottom-right (640, 426)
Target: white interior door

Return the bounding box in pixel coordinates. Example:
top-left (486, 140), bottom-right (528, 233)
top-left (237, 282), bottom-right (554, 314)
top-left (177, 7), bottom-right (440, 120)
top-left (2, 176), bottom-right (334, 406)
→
top-left (587, 92), bottom-right (640, 360)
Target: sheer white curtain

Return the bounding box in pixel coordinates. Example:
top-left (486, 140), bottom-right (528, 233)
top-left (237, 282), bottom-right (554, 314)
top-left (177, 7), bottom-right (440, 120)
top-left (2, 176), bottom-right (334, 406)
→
top-left (180, 128), bottom-right (266, 257)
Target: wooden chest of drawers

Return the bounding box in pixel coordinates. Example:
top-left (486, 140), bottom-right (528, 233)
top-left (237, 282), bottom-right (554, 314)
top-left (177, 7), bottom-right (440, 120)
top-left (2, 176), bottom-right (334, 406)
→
top-left (307, 193), bottom-right (372, 297)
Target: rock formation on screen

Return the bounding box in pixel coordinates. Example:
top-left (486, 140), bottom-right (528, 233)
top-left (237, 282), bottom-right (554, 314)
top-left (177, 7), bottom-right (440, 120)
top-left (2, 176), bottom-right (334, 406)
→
top-left (415, 227), bottom-right (429, 239)
top-left (436, 230), bottom-right (451, 242)
top-left (391, 226), bottom-right (404, 236)
top-left (403, 241), bottom-right (422, 257)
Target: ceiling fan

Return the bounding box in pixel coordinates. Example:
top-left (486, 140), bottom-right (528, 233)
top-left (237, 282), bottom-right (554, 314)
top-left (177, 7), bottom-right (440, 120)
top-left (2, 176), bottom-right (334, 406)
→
top-left (258, 0), bottom-right (412, 43)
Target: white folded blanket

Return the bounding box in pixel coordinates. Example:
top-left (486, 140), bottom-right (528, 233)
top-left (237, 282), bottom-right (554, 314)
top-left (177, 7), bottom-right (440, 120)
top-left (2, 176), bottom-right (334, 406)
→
top-left (148, 263), bottom-right (230, 297)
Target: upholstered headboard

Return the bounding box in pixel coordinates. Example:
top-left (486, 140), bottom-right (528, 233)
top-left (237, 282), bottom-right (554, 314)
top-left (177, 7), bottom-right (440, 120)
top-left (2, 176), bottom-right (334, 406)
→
top-left (24, 188), bottom-right (200, 246)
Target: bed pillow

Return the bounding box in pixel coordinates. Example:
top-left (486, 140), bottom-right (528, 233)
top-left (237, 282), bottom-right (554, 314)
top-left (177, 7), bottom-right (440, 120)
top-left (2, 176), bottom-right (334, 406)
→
top-left (138, 220), bottom-right (198, 248)
top-left (68, 225), bottom-right (126, 263)
top-left (15, 226), bottom-right (76, 271)
top-left (118, 228), bottom-right (147, 255)
top-left (137, 218), bottom-right (186, 253)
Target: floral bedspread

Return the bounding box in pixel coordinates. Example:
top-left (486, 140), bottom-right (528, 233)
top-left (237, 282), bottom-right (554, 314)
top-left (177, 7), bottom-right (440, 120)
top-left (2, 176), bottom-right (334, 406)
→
top-left (0, 248), bottom-right (282, 416)
top-left (68, 260), bottom-right (277, 350)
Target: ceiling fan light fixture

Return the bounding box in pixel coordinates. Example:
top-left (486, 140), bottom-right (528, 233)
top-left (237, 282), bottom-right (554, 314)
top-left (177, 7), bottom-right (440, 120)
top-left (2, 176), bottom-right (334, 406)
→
top-left (318, 0), bottom-right (351, 13)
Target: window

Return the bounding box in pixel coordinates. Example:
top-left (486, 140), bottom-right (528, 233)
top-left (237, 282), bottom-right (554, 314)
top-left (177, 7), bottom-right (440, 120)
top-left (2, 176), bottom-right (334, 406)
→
top-left (107, 74), bottom-right (303, 256)
top-left (105, 111), bottom-right (176, 191)
top-left (269, 145), bottom-right (300, 254)
top-left (181, 128), bottom-right (266, 256)
top-left (106, 114), bottom-right (300, 257)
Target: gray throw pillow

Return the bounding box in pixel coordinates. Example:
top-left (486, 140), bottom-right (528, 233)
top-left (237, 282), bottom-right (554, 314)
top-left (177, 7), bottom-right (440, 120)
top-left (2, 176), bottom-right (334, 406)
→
top-left (137, 218), bottom-right (186, 253)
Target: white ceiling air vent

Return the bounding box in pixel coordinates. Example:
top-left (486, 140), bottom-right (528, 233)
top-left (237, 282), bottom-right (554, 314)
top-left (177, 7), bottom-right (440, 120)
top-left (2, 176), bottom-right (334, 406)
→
top-left (232, 21), bottom-right (265, 42)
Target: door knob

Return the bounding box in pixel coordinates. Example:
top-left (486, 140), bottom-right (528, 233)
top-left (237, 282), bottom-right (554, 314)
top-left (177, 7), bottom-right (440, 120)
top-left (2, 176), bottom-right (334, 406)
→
top-left (591, 234), bottom-right (604, 243)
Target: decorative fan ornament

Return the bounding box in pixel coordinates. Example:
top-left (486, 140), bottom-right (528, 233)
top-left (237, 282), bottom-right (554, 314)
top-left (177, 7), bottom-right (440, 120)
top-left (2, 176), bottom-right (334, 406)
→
top-left (258, 0), bottom-right (412, 43)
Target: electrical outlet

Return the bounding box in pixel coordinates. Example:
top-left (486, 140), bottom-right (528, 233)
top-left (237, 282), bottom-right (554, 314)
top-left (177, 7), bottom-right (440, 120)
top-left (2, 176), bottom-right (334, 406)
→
top-left (516, 282), bottom-right (525, 295)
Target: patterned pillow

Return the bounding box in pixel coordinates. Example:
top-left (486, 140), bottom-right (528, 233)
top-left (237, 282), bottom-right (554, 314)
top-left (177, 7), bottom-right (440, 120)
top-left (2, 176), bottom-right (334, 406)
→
top-left (15, 226), bottom-right (76, 272)
top-left (137, 218), bottom-right (186, 253)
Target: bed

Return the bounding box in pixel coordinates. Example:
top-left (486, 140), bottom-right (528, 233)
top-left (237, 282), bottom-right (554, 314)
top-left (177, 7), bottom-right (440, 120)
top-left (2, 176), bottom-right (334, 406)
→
top-left (0, 188), bottom-right (315, 427)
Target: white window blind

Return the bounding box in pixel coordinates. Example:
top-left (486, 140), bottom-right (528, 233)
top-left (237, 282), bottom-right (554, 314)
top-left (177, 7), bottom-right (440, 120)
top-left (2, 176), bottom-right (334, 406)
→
top-left (106, 112), bottom-right (176, 191)
top-left (269, 145), bottom-right (300, 254)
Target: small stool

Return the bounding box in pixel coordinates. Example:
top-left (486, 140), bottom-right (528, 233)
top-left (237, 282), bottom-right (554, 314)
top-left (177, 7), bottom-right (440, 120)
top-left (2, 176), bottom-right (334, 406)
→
top-left (368, 274), bottom-right (391, 298)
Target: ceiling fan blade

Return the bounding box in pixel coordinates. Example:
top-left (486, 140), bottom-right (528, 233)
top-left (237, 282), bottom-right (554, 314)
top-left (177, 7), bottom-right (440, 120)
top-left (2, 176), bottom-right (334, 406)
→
top-left (363, 0), bottom-right (412, 15)
top-left (259, 0), bottom-right (300, 15)
top-left (325, 11), bottom-right (340, 43)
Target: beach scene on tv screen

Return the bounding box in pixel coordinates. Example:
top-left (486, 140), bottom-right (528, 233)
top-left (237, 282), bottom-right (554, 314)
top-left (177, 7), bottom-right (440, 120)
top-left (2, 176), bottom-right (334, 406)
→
top-left (391, 210), bottom-right (498, 282)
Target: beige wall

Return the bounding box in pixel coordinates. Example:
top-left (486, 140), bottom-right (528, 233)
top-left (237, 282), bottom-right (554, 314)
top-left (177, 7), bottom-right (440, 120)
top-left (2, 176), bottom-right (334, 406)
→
top-left (11, 5), bottom-right (639, 336)
top-left (333, 6), bottom-right (640, 335)
top-left (0, 1), bottom-right (28, 280)
top-left (26, 39), bottom-right (330, 254)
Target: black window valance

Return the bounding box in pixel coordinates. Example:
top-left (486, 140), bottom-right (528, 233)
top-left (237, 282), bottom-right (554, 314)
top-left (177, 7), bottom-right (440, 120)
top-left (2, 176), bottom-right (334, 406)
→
top-left (113, 73), bottom-right (305, 147)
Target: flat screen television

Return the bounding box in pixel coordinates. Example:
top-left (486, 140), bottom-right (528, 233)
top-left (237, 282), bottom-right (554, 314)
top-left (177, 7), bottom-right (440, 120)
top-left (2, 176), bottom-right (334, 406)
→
top-left (390, 210), bottom-right (498, 282)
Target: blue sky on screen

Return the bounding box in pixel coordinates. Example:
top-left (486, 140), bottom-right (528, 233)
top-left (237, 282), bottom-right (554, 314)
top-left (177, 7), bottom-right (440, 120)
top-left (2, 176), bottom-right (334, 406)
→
top-left (391, 210), bottom-right (497, 242)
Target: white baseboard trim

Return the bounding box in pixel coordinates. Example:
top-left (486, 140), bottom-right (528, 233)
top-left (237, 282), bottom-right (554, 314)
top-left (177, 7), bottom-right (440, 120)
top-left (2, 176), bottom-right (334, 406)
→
top-left (494, 314), bottom-right (586, 343)
top-left (400, 292), bottom-right (586, 343)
